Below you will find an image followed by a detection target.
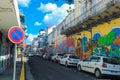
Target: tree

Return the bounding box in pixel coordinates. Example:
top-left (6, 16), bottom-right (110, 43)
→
top-left (66, 6), bottom-right (72, 14)
top-left (55, 0), bottom-right (73, 14)
top-left (55, 0), bottom-right (73, 4)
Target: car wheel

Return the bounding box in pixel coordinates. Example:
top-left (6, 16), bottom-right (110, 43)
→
top-left (58, 60), bottom-right (60, 63)
top-left (65, 62), bottom-right (68, 67)
top-left (54, 59), bottom-right (56, 63)
top-left (77, 65), bottom-right (81, 71)
top-left (95, 69), bottom-right (102, 78)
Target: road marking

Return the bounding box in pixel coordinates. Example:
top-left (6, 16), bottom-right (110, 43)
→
top-left (20, 57), bottom-right (25, 80)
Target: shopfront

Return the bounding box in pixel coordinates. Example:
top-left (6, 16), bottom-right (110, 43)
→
top-left (0, 32), bottom-right (10, 73)
top-left (0, 31), bottom-right (3, 73)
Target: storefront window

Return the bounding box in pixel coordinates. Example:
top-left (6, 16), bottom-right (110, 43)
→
top-left (80, 5), bottom-right (86, 20)
top-left (0, 32), bottom-right (2, 56)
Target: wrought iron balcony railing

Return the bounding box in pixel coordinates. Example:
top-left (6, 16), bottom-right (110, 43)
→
top-left (61, 0), bottom-right (120, 34)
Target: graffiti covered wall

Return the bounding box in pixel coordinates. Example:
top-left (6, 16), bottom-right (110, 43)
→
top-left (55, 36), bottom-right (75, 54)
top-left (54, 18), bottom-right (120, 62)
top-left (74, 18), bottom-right (120, 60)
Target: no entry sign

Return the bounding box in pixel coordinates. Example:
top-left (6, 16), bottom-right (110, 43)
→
top-left (8, 26), bottom-right (25, 44)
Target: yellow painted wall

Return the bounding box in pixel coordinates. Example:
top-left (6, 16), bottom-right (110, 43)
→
top-left (92, 18), bottom-right (120, 36)
top-left (75, 18), bottom-right (120, 39)
top-left (72, 18), bottom-right (120, 60)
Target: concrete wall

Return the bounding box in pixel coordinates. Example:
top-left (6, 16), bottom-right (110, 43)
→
top-left (13, 0), bottom-right (21, 26)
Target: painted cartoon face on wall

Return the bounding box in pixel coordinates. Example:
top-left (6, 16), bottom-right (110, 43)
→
top-left (112, 28), bottom-right (120, 48)
top-left (77, 38), bottom-right (81, 46)
top-left (75, 38), bottom-right (83, 59)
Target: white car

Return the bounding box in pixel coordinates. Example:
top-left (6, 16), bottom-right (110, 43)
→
top-left (77, 55), bottom-right (120, 78)
top-left (56, 54), bottom-right (64, 63)
top-left (51, 54), bottom-right (64, 62)
top-left (60, 54), bottom-right (80, 67)
top-left (51, 55), bottom-right (57, 62)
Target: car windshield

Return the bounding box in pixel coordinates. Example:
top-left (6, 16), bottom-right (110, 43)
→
top-left (69, 55), bottom-right (79, 59)
top-left (103, 58), bottom-right (120, 65)
top-left (49, 54), bottom-right (53, 56)
top-left (58, 54), bottom-right (64, 56)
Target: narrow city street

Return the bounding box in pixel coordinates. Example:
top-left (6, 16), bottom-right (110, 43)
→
top-left (1, 0), bottom-right (120, 80)
top-left (28, 56), bottom-right (119, 80)
top-left (28, 56), bottom-right (96, 80)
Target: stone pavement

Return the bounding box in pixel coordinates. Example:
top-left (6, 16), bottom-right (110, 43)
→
top-left (0, 61), bottom-right (22, 80)
top-left (0, 57), bottom-right (34, 80)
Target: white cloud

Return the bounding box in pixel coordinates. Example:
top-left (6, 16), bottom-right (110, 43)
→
top-left (37, 3), bottom-right (57, 12)
top-left (18, 0), bottom-right (31, 7)
top-left (24, 25), bottom-right (28, 33)
top-left (34, 21), bottom-right (42, 26)
top-left (37, 3), bottom-right (74, 25)
top-left (25, 33), bottom-right (38, 44)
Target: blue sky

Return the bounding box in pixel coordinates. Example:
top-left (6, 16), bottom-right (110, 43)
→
top-left (18, 0), bottom-right (74, 43)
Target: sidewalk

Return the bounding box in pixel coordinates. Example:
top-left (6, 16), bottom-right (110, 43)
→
top-left (0, 61), bottom-right (22, 80)
top-left (0, 57), bottom-right (34, 80)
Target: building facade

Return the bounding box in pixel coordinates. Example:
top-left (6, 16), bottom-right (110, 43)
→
top-left (53, 0), bottom-right (120, 60)
top-left (0, 0), bottom-right (22, 73)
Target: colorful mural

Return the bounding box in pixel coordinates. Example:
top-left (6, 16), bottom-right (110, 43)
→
top-left (74, 18), bottom-right (120, 60)
top-left (75, 38), bottom-right (83, 59)
top-left (54, 18), bottom-right (120, 62)
top-left (91, 28), bottom-right (120, 57)
top-left (67, 36), bottom-right (74, 53)
top-left (55, 36), bottom-right (74, 54)
top-left (55, 41), bottom-right (58, 53)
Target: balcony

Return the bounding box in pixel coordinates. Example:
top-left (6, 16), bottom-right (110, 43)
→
top-left (0, 0), bottom-right (20, 36)
top-left (61, 0), bottom-right (120, 36)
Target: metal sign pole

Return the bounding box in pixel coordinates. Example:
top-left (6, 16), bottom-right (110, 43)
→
top-left (13, 44), bottom-right (17, 80)
top-left (8, 26), bottom-right (25, 80)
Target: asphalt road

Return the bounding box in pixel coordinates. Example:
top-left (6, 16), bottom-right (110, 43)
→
top-left (28, 56), bottom-right (119, 80)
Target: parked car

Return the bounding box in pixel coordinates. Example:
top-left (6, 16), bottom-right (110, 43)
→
top-left (56, 54), bottom-right (65, 63)
top-left (77, 55), bottom-right (120, 78)
top-left (46, 53), bottom-right (54, 60)
top-left (28, 54), bottom-right (34, 56)
top-left (39, 52), bottom-right (45, 57)
top-left (51, 53), bottom-right (64, 62)
top-left (51, 54), bottom-right (57, 62)
top-left (60, 54), bottom-right (80, 67)
top-left (43, 52), bottom-right (48, 59)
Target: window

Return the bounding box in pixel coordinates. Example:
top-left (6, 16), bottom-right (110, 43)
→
top-left (57, 27), bottom-right (59, 36)
top-left (91, 57), bottom-right (101, 62)
top-left (69, 55), bottom-right (79, 59)
top-left (63, 55), bottom-right (67, 58)
top-left (92, 0), bottom-right (101, 7)
top-left (91, 0), bottom-right (102, 15)
top-left (83, 56), bottom-right (92, 61)
top-left (103, 58), bottom-right (120, 65)
top-left (80, 4), bottom-right (86, 14)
